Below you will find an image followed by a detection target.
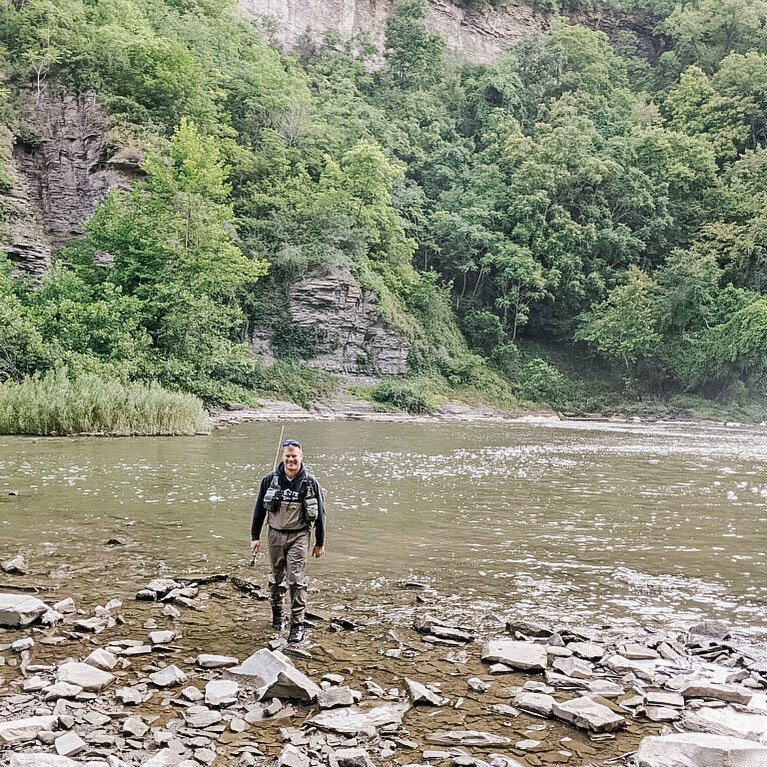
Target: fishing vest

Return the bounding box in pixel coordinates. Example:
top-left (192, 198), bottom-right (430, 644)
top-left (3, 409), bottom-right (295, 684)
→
top-left (263, 472), bottom-right (319, 530)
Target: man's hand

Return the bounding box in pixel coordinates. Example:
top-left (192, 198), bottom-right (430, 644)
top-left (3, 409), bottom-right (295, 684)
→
top-left (312, 545), bottom-right (325, 558)
top-left (251, 540), bottom-right (260, 554)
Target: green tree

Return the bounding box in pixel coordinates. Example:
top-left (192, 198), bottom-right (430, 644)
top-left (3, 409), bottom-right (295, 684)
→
top-left (659, 0), bottom-right (767, 74)
top-left (383, 0), bottom-right (446, 89)
top-left (575, 266), bottom-right (661, 371)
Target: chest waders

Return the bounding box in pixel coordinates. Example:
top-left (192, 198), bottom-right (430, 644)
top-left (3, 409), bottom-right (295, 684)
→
top-left (264, 474), bottom-right (319, 637)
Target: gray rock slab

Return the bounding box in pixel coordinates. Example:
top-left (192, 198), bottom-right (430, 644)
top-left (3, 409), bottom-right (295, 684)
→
top-left (149, 630), bottom-right (176, 645)
top-left (318, 686), bottom-right (356, 709)
top-left (278, 744), bottom-right (310, 767)
top-left (683, 707), bottom-right (767, 743)
top-left (0, 715), bottom-right (59, 744)
top-left (140, 749), bottom-right (188, 767)
top-left (149, 665), bottom-right (188, 688)
top-left (1, 555), bottom-right (27, 574)
top-left (116, 686), bottom-right (145, 705)
top-left (552, 696), bottom-right (626, 732)
top-left (0, 594), bottom-right (48, 627)
top-left (635, 732), bottom-right (767, 767)
top-left (56, 661), bottom-right (115, 691)
top-left (195, 653), bottom-right (238, 668)
top-left (427, 730), bottom-right (512, 746)
top-left (332, 747), bottom-right (376, 767)
top-left (552, 656), bottom-right (593, 679)
top-left (679, 681), bottom-right (753, 704)
top-left (185, 705), bottom-right (223, 729)
top-left (310, 703), bottom-right (409, 735)
top-left (620, 643), bottom-right (660, 660)
top-left (74, 616), bottom-right (107, 632)
top-left (85, 648), bottom-right (119, 671)
top-left (567, 641), bottom-right (604, 661)
top-left (44, 682), bottom-right (83, 701)
top-left (603, 654), bottom-right (656, 682)
top-left (53, 597), bottom-right (76, 614)
top-left (587, 680), bottom-right (624, 698)
top-left (9, 756), bottom-right (78, 767)
top-left (226, 648), bottom-right (321, 701)
top-left (645, 705), bottom-right (682, 722)
top-left (406, 678), bottom-right (445, 706)
top-left (205, 679), bottom-right (239, 706)
top-left (646, 691), bottom-right (685, 707)
top-left (55, 731), bottom-right (88, 757)
top-left (513, 692), bottom-right (555, 717)
top-left (481, 640), bottom-right (547, 671)
top-left (123, 716), bottom-right (149, 738)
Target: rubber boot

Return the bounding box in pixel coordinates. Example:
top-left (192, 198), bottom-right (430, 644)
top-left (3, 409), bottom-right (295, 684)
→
top-left (287, 623), bottom-right (305, 644)
top-left (271, 603), bottom-right (284, 632)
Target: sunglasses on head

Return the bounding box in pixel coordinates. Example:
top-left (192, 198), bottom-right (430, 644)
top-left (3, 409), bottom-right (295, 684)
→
top-left (282, 440), bottom-right (301, 448)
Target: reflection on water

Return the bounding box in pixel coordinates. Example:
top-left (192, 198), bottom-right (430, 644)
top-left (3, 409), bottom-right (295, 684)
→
top-left (1, 419), bottom-right (766, 647)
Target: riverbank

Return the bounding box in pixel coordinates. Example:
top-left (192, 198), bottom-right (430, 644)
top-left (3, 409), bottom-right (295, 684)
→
top-left (1, 564), bottom-right (766, 767)
top-left (209, 400), bottom-right (563, 428)
top-left (207, 396), bottom-right (767, 432)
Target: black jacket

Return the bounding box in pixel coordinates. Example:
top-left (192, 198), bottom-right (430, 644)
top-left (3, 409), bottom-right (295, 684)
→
top-left (250, 462), bottom-right (326, 547)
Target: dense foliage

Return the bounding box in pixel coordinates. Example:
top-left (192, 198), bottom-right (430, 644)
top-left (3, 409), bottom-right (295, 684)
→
top-left (1, 0), bottom-right (767, 422)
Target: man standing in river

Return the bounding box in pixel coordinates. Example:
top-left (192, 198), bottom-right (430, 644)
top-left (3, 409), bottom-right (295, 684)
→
top-left (250, 439), bottom-right (326, 643)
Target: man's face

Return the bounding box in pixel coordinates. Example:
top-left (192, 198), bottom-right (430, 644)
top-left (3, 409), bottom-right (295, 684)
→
top-left (283, 446), bottom-right (303, 476)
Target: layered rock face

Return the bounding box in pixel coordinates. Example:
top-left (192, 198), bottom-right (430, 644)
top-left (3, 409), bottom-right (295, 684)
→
top-left (252, 267), bottom-right (410, 376)
top-left (7, 89), bottom-right (139, 279)
top-left (239, 0), bottom-right (539, 64)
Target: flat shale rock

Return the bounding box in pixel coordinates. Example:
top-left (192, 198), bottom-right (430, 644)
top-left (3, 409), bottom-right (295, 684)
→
top-left (56, 662), bottom-right (115, 691)
top-left (309, 703), bottom-right (410, 735)
top-left (185, 705), bottom-right (224, 729)
top-left (427, 730), bottom-right (512, 747)
top-left (683, 706), bottom-right (767, 742)
top-left (481, 640), bottom-right (547, 671)
top-left (513, 692), bottom-right (555, 717)
top-left (0, 715), bottom-right (59, 744)
top-left (331, 747), bottom-right (376, 767)
top-left (226, 648), bottom-right (321, 702)
top-left (566, 642), bottom-right (605, 661)
top-left (0, 593), bottom-right (48, 627)
top-left (205, 679), bottom-right (239, 706)
top-left (54, 730), bottom-right (88, 757)
top-left (406, 678), bottom-right (446, 706)
top-left (635, 732), bottom-right (767, 766)
top-left (277, 744), bottom-right (310, 767)
top-left (140, 748), bottom-right (190, 766)
top-left (149, 665), bottom-right (188, 688)
top-left (551, 696), bottom-right (626, 732)
top-left (318, 686), bottom-right (356, 709)
top-left (678, 681), bottom-right (753, 704)
top-left (195, 654), bottom-right (238, 669)
top-left (9, 756), bottom-right (79, 767)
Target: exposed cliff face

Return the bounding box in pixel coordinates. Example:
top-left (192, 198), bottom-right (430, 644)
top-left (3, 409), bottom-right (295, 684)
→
top-left (239, 0), bottom-right (660, 64)
top-left (7, 89), bottom-right (140, 279)
top-left (239, 0), bottom-right (539, 64)
top-left (251, 267), bottom-right (410, 376)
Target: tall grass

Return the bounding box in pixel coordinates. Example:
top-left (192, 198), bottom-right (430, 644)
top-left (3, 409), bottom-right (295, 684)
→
top-left (0, 369), bottom-right (211, 436)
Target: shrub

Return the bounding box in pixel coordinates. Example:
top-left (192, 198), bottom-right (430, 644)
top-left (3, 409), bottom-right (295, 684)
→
top-left (515, 357), bottom-right (580, 410)
top-left (371, 379), bottom-right (440, 414)
top-left (0, 368), bottom-right (210, 436)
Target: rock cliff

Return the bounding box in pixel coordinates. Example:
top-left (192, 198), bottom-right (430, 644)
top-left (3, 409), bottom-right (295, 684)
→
top-left (251, 267), bottom-right (410, 376)
top-left (239, 0), bottom-right (539, 64)
top-left (6, 89), bottom-right (139, 280)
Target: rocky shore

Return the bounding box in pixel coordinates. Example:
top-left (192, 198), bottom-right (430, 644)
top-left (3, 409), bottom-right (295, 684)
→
top-left (208, 398), bottom-right (562, 429)
top-left (2, 553), bottom-right (767, 767)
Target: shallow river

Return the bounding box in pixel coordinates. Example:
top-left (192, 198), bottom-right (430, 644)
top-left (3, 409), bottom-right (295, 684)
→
top-left (2, 418), bottom-right (766, 649)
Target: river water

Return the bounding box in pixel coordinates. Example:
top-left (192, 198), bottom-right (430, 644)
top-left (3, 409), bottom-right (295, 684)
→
top-left (2, 418), bottom-right (766, 651)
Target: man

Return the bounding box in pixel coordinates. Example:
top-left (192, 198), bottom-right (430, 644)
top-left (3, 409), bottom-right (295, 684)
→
top-left (250, 439), bottom-right (326, 643)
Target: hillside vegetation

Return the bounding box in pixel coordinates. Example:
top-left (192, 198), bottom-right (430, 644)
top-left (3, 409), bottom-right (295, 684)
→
top-left (1, 0), bottom-right (767, 432)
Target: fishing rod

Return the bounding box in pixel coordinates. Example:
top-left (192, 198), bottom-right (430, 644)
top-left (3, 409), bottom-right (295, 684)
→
top-left (249, 425), bottom-right (285, 566)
